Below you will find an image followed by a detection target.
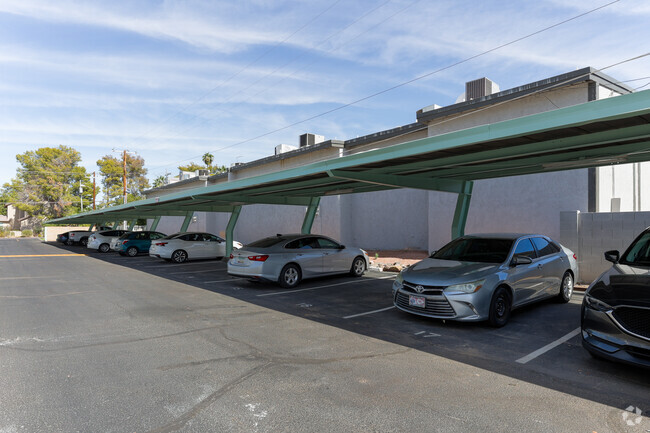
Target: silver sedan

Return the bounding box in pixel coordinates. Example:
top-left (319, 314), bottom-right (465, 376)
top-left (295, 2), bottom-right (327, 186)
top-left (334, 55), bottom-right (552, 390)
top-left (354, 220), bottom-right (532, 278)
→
top-left (227, 234), bottom-right (369, 288)
top-left (392, 234), bottom-right (578, 327)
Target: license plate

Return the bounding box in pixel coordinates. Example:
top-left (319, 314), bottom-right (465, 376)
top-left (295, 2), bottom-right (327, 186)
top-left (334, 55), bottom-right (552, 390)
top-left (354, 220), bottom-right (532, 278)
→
top-left (409, 295), bottom-right (425, 308)
top-left (235, 257), bottom-right (245, 264)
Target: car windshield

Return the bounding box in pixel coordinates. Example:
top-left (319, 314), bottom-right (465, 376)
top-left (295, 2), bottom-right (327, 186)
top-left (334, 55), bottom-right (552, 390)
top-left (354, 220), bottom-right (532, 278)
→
top-left (621, 231), bottom-right (650, 267)
top-left (247, 236), bottom-right (287, 248)
top-left (431, 237), bottom-right (514, 263)
top-left (161, 233), bottom-right (182, 240)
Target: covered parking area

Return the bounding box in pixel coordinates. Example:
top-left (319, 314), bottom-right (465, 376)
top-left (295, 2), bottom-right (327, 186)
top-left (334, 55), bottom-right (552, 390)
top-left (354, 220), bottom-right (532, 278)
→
top-left (48, 89), bottom-right (650, 256)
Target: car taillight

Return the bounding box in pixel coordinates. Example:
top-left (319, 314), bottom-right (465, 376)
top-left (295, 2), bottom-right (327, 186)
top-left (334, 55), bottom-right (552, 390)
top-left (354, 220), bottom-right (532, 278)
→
top-left (248, 255), bottom-right (269, 262)
top-left (155, 242), bottom-right (167, 246)
top-left (229, 254), bottom-right (234, 259)
top-left (122, 240), bottom-right (128, 245)
top-left (573, 253), bottom-right (577, 260)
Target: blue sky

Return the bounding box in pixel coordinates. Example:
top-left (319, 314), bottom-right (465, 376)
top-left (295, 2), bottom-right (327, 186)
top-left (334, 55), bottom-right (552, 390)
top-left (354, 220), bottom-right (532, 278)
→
top-left (1, 0), bottom-right (649, 192)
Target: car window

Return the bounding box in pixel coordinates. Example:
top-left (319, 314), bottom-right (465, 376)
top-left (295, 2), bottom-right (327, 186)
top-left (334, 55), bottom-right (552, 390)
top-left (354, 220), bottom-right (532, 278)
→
top-left (513, 238), bottom-right (537, 259)
top-left (248, 236), bottom-right (286, 248)
top-left (204, 234), bottom-right (221, 242)
top-left (178, 234), bottom-right (192, 241)
top-left (531, 237), bottom-right (557, 257)
top-left (285, 237), bottom-right (317, 249)
top-left (621, 231), bottom-right (650, 267)
top-left (432, 237), bottom-right (514, 263)
top-left (151, 232), bottom-right (165, 240)
top-left (137, 232), bottom-right (148, 240)
top-left (316, 237), bottom-right (339, 249)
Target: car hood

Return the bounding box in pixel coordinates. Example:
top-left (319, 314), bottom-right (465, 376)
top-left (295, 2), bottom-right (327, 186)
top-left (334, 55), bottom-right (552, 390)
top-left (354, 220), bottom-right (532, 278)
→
top-left (588, 264), bottom-right (650, 308)
top-left (402, 258), bottom-right (501, 285)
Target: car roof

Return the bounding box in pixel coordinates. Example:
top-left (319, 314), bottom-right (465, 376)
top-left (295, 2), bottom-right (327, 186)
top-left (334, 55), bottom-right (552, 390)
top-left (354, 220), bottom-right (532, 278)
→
top-left (464, 233), bottom-right (550, 240)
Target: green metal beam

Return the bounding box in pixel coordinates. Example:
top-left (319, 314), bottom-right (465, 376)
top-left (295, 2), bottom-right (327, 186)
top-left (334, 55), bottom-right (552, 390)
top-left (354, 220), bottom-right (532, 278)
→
top-left (327, 169), bottom-right (468, 193)
top-left (112, 222), bottom-right (119, 229)
top-left (225, 206), bottom-right (242, 259)
top-left (180, 212), bottom-right (194, 232)
top-left (301, 197), bottom-right (321, 234)
top-left (451, 181), bottom-right (473, 239)
top-left (128, 220), bottom-right (137, 231)
top-left (150, 216), bottom-right (161, 231)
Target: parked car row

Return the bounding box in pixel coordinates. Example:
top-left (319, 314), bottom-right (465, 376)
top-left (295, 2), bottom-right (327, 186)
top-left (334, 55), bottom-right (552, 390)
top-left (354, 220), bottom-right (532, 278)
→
top-left (58, 225), bottom-right (650, 369)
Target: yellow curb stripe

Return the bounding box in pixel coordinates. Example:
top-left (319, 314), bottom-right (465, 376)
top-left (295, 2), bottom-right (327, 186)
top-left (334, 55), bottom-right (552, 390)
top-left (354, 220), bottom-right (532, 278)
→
top-left (0, 254), bottom-right (86, 258)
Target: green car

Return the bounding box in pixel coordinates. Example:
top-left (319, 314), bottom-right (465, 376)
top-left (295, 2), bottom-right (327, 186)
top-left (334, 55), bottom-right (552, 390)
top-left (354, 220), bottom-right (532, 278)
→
top-left (113, 231), bottom-right (167, 257)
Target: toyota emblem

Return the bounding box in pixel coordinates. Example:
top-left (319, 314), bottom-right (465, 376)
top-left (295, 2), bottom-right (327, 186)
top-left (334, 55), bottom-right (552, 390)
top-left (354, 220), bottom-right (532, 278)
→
top-left (415, 285), bottom-right (425, 294)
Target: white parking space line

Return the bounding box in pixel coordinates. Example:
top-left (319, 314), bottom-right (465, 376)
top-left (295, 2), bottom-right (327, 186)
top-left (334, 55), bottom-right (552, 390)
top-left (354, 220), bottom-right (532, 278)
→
top-left (515, 327), bottom-right (581, 364)
top-left (257, 275), bottom-right (395, 297)
top-left (141, 261), bottom-right (226, 269)
top-left (343, 306), bottom-right (395, 319)
top-left (202, 278), bottom-right (247, 283)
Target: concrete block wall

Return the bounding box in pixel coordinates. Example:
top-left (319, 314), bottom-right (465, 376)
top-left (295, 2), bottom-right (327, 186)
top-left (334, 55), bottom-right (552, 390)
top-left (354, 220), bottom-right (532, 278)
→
top-left (560, 211), bottom-right (650, 284)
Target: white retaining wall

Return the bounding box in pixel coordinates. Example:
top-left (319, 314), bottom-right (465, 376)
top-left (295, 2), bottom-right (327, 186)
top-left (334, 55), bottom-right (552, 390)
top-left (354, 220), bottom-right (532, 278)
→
top-left (559, 211), bottom-right (650, 284)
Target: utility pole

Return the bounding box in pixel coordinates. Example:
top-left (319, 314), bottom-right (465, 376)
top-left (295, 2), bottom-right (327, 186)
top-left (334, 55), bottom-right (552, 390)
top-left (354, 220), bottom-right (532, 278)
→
top-left (79, 179), bottom-right (83, 212)
top-left (92, 171), bottom-right (96, 210)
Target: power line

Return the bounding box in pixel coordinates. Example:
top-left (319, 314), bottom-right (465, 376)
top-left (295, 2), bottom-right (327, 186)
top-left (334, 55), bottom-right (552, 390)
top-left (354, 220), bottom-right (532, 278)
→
top-left (148, 0), bottom-right (623, 176)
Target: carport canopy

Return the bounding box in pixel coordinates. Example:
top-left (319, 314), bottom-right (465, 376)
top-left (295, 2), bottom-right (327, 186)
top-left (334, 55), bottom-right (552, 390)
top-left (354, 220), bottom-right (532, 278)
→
top-left (48, 90), bottom-right (650, 256)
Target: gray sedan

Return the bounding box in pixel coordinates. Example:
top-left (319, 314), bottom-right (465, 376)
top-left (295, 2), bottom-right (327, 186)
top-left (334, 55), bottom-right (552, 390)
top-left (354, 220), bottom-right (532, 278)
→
top-left (227, 234), bottom-right (369, 288)
top-left (392, 234), bottom-right (578, 327)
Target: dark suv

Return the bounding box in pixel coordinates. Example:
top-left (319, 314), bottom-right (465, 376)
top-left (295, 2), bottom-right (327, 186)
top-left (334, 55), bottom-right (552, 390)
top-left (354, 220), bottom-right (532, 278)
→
top-left (581, 227), bottom-right (650, 368)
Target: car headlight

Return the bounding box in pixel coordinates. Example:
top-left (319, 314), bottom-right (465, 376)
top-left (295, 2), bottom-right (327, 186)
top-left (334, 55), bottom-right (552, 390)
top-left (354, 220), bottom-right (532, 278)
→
top-left (444, 279), bottom-right (485, 294)
top-left (584, 295), bottom-right (613, 312)
top-left (392, 273), bottom-right (404, 291)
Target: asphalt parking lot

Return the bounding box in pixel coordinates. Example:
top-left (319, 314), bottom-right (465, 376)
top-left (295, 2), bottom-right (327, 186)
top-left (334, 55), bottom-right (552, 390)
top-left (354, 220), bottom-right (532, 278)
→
top-left (1, 238), bottom-right (649, 432)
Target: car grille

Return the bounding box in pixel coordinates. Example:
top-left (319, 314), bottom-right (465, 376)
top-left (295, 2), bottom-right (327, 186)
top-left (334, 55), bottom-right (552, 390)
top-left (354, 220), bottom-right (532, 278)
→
top-left (612, 306), bottom-right (650, 340)
top-left (395, 292), bottom-right (456, 317)
top-left (402, 281), bottom-right (444, 296)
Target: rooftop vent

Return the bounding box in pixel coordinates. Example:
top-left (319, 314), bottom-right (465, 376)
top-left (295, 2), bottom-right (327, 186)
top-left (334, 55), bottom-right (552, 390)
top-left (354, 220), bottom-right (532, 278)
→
top-left (275, 144), bottom-right (298, 155)
top-left (299, 133), bottom-right (324, 148)
top-left (465, 77), bottom-right (500, 101)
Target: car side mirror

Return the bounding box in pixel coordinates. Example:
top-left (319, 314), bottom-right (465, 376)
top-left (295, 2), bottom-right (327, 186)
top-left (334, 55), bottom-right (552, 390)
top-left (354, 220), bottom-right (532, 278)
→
top-left (511, 255), bottom-right (533, 266)
top-left (604, 250), bottom-right (619, 264)
top-left (339, 245), bottom-right (346, 249)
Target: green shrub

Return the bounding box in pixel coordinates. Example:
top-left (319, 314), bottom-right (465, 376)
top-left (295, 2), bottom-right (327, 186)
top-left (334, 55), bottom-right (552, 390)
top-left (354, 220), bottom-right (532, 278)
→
top-left (21, 229), bottom-right (33, 237)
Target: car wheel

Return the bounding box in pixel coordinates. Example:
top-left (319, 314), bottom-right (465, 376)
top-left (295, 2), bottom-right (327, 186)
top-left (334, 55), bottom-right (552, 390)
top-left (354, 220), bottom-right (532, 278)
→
top-left (350, 257), bottom-right (366, 277)
top-left (171, 250), bottom-right (188, 263)
top-left (65, 239), bottom-right (74, 246)
top-left (99, 243), bottom-right (110, 253)
top-left (126, 246), bottom-right (138, 257)
top-left (80, 237), bottom-right (88, 247)
top-left (557, 271), bottom-right (573, 303)
top-left (279, 264), bottom-right (301, 288)
top-left (488, 287), bottom-right (511, 327)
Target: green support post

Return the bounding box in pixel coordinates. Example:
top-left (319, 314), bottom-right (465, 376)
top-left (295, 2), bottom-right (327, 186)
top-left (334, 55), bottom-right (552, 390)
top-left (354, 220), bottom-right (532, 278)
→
top-left (301, 197), bottom-right (321, 234)
top-left (150, 216), bottom-right (161, 231)
top-left (128, 220), bottom-right (137, 231)
top-left (451, 181), bottom-right (473, 239)
top-left (180, 212), bottom-right (194, 232)
top-left (112, 222), bottom-right (119, 229)
top-left (225, 206), bottom-right (242, 259)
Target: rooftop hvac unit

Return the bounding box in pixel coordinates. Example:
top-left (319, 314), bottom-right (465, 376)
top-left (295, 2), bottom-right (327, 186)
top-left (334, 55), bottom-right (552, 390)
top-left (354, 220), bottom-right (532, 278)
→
top-left (299, 133), bottom-right (325, 148)
top-left (465, 77), bottom-right (500, 101)
top-left (275, 144), bottom-right (298, 155)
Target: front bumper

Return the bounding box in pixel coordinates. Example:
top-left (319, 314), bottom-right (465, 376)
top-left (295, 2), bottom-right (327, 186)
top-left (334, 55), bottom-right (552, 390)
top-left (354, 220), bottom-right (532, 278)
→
top-left (582, 303), bottom-right (650, 369)
top-left (392, 285), bottom-right (485, 321)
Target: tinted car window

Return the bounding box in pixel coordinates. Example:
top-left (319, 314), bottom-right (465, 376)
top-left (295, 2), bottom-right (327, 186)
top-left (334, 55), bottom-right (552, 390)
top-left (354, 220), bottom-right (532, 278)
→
top-left (316, 237), bottom-right (339, 249)
top-left (204, 234), bottom-right (222, 242)
top-left (621, 231), bottom-right (650, 267)
top-left (285, 237), bottom-right (318, 249)
top-left (531, 237), bottom-right (557, 257)
top-left (247, 237), bottom-right (286, 248)
top-left (513, 238), bottom-right (536, 259)
top-left (432, 237), bottom-right (514, 263)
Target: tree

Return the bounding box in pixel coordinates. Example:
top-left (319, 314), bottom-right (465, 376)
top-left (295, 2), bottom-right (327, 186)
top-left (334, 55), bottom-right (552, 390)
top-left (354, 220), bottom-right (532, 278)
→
top-left (97, 154), bottom-right (149, 207)
top-left (202, 152), bottom-right (214, 171)
top-left (152, 175), bottom-right (166, 188)
top-left (0, 146), bottom-right (94, 221)
top-left (178, 162), bottom-right (204, 173)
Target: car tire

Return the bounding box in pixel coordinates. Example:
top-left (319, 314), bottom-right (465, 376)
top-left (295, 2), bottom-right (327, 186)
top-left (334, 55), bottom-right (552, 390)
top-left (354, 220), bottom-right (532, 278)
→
top-left (171, 250), bottom-right (188, 263)
top-left (350, 257), bottom-right (366, 277)
top-left (279, 264), bottom-right (301, 288)
top-left (99, 243), bottom-right (110, 253)
top-left (557, 271), bottom-right (573, 303)
top-left (65, 239), bottom-right (74, 246)
top-left (80, 237), bottom-right (88, 247)
top-left (126, 246), bottom-right (138, 257)
top-left (488, 286), bottom-right (512, 328)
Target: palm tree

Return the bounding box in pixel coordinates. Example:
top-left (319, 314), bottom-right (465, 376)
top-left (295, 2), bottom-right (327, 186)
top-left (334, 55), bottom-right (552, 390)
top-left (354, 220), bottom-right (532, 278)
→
top-left (202, 152), bottom-right (214, 172)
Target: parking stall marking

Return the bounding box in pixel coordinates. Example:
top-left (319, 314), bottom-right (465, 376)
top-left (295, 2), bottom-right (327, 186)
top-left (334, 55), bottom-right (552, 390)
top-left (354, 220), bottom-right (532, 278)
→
top-left (202, 278), bottom-right (247, 283)
top-left (141, 261), bottom-right (227, 269)
top-left (167, 269), bottom-right (224, 275)
top-left (0, 275), bottom-right (66, 280)
top-left (515, 327), bottom-right (581, 364)
top-left (343, 306), bottom-right (395, 319)
top-left (257, 275), bottom-right (395, 297)
top-left (0, 254), bottom-right (85, 258)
